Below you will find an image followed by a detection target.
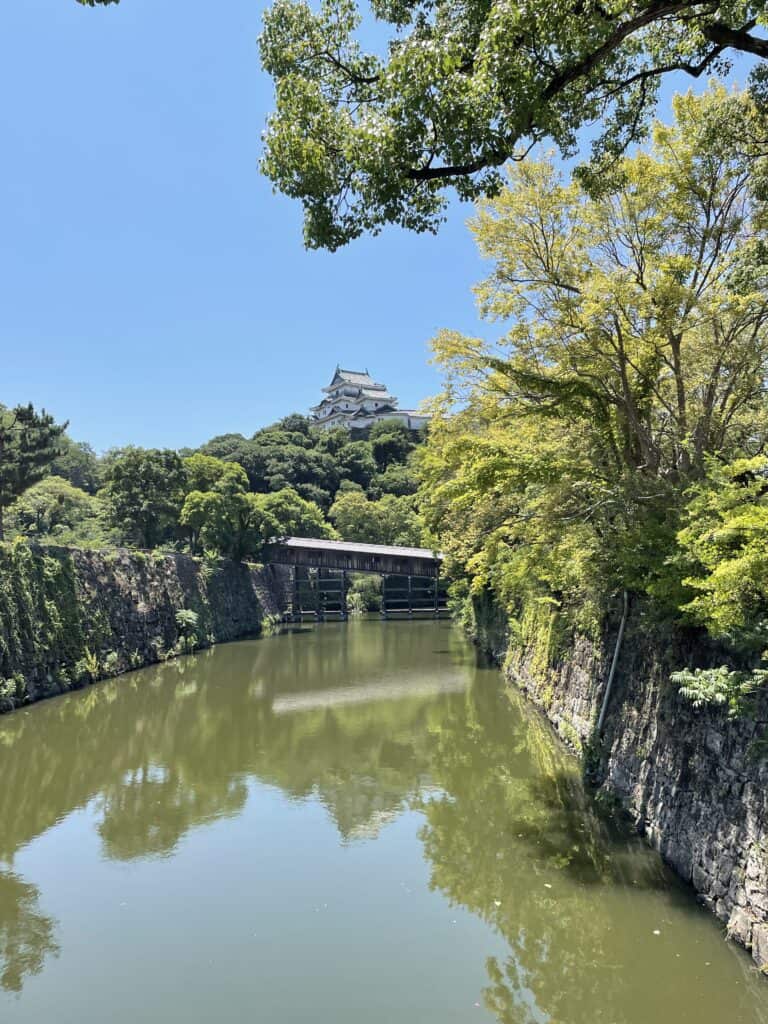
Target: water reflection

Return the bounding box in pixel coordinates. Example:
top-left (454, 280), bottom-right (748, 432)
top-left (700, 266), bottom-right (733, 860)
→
top-left (0, 872), bottom-right (58, 994)
top-left (0, 620), bottom-right (766, 1022)
top-left (95, 767), bottom-right (249, 862)
top-left (416, 683), bottom-right (756, 1022)
top-left (0, 624), bottom-right (459, 864)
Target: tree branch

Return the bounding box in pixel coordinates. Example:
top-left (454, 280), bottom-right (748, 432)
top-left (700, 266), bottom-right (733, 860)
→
top-left (405, 4), bottom-right (764, 184)
top-left (702, 19), bottom-right (768, 58)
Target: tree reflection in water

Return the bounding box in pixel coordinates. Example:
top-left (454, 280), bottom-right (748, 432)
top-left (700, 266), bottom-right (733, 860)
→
top-left (0, 622), bottom-right (765, 1020)
top-left (0, 872), bottom-right (59, 994)
top-left (0, 624), bottom-right (457, 992)
top-left (417, 681), bottom-right (768, 1023)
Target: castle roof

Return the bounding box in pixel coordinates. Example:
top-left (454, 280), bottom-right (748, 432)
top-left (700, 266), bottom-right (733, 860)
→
top-left (323, 367), bottom-right (388, 393)
top-left (348, 403), bottom-right (396, 418)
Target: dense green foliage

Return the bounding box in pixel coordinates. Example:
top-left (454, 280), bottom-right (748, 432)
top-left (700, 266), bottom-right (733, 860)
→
top-left (49, 437), bottom-right (101, 494)
top-left (418, 87), bottom-right (768, 707)
top-left (677, 457), bottom-right (768, 654)
top-left (198, 415), bottom-right (421, 509)
top-left (1, 412), bottom-right (427, 560)
top-left (75, 0), bottom-right (768, 256)
top-left (5, 477), bottom-right (103, 545)
top-left (0, 541), bottom-right (84, 709)
top-left (669, 664), bottom-right (768, 718)
top-left (181, 464), bottom-right (334, 561)
top-left (0, 405), bottom-right (67, 542)
top-left (329, 490), bottom-right (423, 546)
top-left (102, 448), bottom-right (187, 550)
top-left (346, 573), bottom-right (383, 613)
top-left (259, 0), bottom-right (768, 248)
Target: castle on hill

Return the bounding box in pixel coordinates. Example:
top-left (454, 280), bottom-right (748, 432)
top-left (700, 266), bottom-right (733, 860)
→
top-left (310, 367), bottom-right (430, 432)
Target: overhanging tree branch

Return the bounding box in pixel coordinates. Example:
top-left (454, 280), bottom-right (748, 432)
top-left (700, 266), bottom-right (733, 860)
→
top-left (702, 19), bottom-right (768, 58)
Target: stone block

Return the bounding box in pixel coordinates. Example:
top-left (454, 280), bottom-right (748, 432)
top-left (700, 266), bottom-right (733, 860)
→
top-left (692, 863), bottom-right (712, 894)
top-left (665, 841), bottom-right (693, 882)
top-left (711, 878), bottom-right (728, 899)
top-left (752, 923), bottom-right (768, 969)
top-left (746, 854), bottom-right (763, 881)
top-left (727, 907), bottom-right (753, 946)
top-left (705, 729), bottom-right (724, 756)
top-left (717, 855), bottom-right (735, 881)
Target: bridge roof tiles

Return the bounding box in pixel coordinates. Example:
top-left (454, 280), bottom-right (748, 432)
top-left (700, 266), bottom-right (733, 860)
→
top-left (281, 536), bottom-right (442, 561)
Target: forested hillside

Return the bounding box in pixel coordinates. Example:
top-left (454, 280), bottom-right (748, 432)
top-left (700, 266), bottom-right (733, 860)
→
top-left (0, 411), bottom-right (428, 559)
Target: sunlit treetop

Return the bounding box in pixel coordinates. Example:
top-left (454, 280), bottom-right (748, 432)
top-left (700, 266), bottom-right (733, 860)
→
top-left (256, 0), bottom-right (768, 248)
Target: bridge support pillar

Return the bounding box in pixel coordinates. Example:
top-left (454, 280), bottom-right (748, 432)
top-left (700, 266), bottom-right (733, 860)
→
top-left (434, 571), bottom-right (440, 618)
top-left (316, 569), bottom-right (324, 622)
top-left (341, 570), bottom-right (348, 620)
top-left (291, 567), bottom-right (299, 622)
top-left (380, 575), bottom-right (388, 619)
top-left (407, 575), bottom-right (413, 617)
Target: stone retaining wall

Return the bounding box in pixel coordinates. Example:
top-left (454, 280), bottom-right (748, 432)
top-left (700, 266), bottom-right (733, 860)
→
top-left (0, 542), bottom-right (289, 712)
top-left (475, 595), bottom-right (768, 970)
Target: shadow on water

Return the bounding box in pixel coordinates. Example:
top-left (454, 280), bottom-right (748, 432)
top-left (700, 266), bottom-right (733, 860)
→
top-left (0, 618), bottom-right (765, 1023)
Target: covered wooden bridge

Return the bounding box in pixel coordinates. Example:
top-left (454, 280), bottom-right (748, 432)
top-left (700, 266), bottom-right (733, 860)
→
top-left (264, 537), bottom-right (442, 577)
top-left (263, 537), bottom-right (447, 619)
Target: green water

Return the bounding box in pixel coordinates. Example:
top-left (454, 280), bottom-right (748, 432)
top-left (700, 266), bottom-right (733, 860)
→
top-left (0, 619), bottom-right (766, 1023)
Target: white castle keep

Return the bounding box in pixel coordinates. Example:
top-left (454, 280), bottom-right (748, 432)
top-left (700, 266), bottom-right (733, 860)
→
top-left (311, 367), bottom-right (429, 432)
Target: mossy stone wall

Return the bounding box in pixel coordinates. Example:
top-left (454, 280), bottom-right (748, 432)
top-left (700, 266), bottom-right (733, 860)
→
top-left (0, 541), bottom-right (287, 712)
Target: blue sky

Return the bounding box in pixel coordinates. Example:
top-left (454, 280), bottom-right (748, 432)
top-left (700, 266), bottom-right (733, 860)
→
top-left (1, 0), bottom-right (490, 452)
top-left (0, 2), bottom-right (753, 452)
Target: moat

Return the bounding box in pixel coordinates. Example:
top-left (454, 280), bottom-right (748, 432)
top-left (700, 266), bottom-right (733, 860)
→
top-left (0, 619), bottom-right (766, 1023)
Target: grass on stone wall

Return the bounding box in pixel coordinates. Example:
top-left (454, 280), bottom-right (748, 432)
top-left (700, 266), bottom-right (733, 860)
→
top-left (0, 538), bottom-right (86, 708)
top-left (0, 540), bottom-right (224, 714)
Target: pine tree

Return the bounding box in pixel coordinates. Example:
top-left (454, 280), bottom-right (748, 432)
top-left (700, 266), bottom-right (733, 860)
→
top-left (0, 404), bottom-right (67, 541)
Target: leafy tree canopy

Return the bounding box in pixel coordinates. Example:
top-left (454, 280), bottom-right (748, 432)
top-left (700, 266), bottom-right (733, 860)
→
top-left (677, 457), bottom-right (768, 653)
top-left (259, 0), bottom-right (768, 248)
top-left (6, 477), bottom-right (102, 542)
top-left (181, 482), bottom-right (332, 560)
top-left (334, 440), bottom-right (377, 488)
top-left (2, 403), bottom-right (427, 554)
top-left (370, 461), bottom-right (418, 497)
top-left (102, 448), bottom-right (186, 549)
top-left (419, 87), bottom-right (768, 630)
top-left (181, 489), bottom-right (278, 561)
top-left (261, 487), bottom-right (336, 539)
top-left (195, 412), bottom-right (424, 508)
top-left (183, 453), bottom-right (248, 495)
top-left (368, 419), bottom-right (418, 471)
top-left (197, 433), bottom-right (251, 461)
top-left (330, 490), bottom-right (423, 545)
top-left (50, 436), bottom-right (101, 494)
